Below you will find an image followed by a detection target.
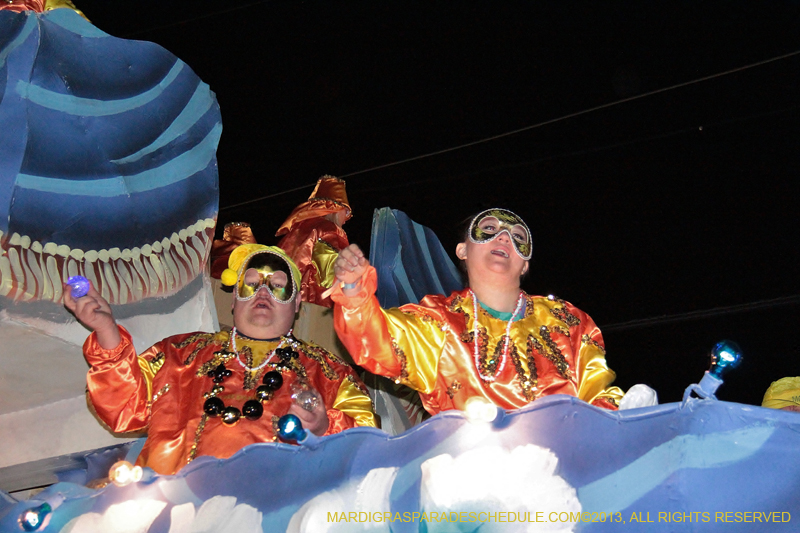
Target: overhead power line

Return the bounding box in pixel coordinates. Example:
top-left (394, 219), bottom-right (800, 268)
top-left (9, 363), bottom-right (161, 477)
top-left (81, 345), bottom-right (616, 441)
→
top-left (120, 1), bottom-right (271, 37)
top-left (600, 295), bottom-right (800, 332)
top-left (221, 47), bottom-right (800, 212)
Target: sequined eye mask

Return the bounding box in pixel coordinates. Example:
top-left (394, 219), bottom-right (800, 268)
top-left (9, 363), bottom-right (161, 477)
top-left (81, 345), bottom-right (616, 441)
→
top-left (236, 252), bottom-right (296, 303)
top-left (468, 208), bottom-right (532, 260)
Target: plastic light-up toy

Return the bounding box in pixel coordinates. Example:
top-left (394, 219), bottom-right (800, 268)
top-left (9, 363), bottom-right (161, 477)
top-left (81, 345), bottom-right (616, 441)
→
top-left (464, 396), bottom-right (502, 423)
top-left (683, 340), bottom-right (743, 401)
top-left (19, 502), bottom-right (52, 532)
top-left (109, 460), bottom-right (143, 487)
top-left (66, 275), bottom-right (90, 298)
top-left (277, 414), bottom-right (307, 442)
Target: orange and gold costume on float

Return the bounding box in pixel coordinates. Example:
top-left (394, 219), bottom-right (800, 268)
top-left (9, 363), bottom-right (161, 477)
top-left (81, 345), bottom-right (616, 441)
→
top-left (84, 326), bottom-right (376, 476)
top-left (0, 0), bottom-right (86, 16)
top-left (331, 266), bottom-right (623, 414)
top-left (276, 176), bottom-right (352, 307)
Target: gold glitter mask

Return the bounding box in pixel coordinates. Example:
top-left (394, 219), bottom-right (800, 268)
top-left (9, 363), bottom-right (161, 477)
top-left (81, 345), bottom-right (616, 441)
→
top-left (236, 252), bottom-right (296, 303)
top-left (468, 208), bottom-right (532, 260)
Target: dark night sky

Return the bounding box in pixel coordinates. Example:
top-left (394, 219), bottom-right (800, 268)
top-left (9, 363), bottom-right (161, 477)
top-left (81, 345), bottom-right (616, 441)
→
top-left (75, 1), bottom-right (800, 405)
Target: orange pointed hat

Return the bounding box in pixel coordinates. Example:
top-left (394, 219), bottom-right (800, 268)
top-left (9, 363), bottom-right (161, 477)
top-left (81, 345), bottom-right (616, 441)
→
top-left (275, 176), bottom-right (352, 236)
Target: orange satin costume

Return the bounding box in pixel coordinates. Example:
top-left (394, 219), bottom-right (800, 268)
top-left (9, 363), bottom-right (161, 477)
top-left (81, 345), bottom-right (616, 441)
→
top-left (277, 219), bottom-right (349, 307)
top-left (331, 267), bottom-right (623, 415)
top-left (209, 222), bottom-right (258, 279)
top-left (84, 326), bottom-right (376, 475)
top-left (276, 176), bottom-right (352, 307)
top-left (0, 0), bottom-right (85, 16)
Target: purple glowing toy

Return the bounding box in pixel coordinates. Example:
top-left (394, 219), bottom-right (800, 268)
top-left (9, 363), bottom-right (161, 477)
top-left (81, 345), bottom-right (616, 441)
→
top-left (66, 276), bottom-right (90, 298)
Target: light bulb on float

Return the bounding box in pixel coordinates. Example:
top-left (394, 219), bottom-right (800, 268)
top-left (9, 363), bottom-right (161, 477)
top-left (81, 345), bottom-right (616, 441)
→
top-left (109, 460), bottom-right (143, 487)
top-left (464, 396), bottom-right (501, 423)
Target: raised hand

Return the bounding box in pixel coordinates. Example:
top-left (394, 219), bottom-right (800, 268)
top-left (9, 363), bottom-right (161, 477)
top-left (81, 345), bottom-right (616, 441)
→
top-left (334, 243), bottom-right (369, 287)
top-left (63, 283), bottom-right (121, 349)
top-left (287, 393), bottom-right (330, 436)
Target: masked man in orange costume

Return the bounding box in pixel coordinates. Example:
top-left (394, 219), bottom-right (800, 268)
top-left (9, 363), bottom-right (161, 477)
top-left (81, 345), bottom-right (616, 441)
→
top-left (65, 245), bottom-right (376, 476)
top-left (330, 208), bottom-right (623, 416)
top-left (276, 176), bottom-right (352, 307)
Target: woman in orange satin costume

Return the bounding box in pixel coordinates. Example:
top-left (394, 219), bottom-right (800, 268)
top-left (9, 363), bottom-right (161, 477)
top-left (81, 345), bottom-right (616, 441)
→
top-left (330, 208), bottom-right (623, 416)
top-left (66, 246), bottom-right (376, 476)
top-left (276, 176), bottom-right (352, 307)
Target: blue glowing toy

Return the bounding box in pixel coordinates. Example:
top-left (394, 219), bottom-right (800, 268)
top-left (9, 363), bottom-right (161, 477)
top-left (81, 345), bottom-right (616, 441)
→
top-left (19, 502), bottom-right (51, 531)
top-left (66, 276), bottom-right (90, 298)
top-left (277, 414), bottom-right (307, 442)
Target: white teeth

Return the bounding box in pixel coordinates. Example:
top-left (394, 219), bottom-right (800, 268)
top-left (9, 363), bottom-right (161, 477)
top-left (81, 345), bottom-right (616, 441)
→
top-left (161, 250), bottom-right (178, 291)
top-left (8, 248), bottom-right (25, 297)
top-left (27, 249), bottom-right (51, 301)
top-left (170, 234), bottom-right (190, 287)
top-left (103, 261), bottom-right (120, 303)
top-left (66, 258), bottom-right (79, 280)
top-left (0, 256), bottom-right (12, 296)
top-left (117, 258), bottom-right (141, 300)
top-left (18, 249), bottom-right (35, 301)
top-left (187, 235), bottom-right (203, 274)
top-left (0, 219), bottom-right (215, 304)
top-left (47, 256), bottom-right (62, 302)
top-left (140, 253), bottom-right (159, 293)
top-left (150, 253), bottom-right (169, 292)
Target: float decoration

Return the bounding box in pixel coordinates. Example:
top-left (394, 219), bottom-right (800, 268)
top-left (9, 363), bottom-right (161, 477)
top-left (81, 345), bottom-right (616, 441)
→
top-left (2, 343), bottom-right (797, 532)
top-left (0, 8), bottom-right (221, 306)
top-left (683, 339), bottom-right (743, 401)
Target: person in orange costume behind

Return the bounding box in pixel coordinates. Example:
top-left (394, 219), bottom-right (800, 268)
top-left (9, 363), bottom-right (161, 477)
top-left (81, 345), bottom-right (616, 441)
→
top-left (329, 208), bottom-right (624, 416)
top-left (762, 377), bottom-right (800, 413)
top-left (276, 176), bottom-right (352, 307)
top-left (0, 0), bottom-right (85, 16)
top-left (65, 245), bottom-right (376, 476)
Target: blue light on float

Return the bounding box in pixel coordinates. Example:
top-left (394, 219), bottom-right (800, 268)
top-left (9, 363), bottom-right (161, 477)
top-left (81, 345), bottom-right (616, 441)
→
top-left (277, 414), bottom-right (307, 442)
top-left (709, 339), bottom-right (743, 379)
top-left (19, 502), bottom-right (51, 531)
top-left (66, 275), bottom-right (90, 298)
top-left (683, 339), bottom-right (743, 401)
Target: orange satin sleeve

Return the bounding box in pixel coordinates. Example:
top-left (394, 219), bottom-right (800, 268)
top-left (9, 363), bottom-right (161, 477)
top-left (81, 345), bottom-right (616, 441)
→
top-left (572, 308), bottom-right (623, 409)
top-left (331, 266), bottom-right (441, 386)
top-left (84, 326), bottom-right (157, 433)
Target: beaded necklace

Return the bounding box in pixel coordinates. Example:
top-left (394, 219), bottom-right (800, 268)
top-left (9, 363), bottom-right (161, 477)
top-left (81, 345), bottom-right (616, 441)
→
top-left (230, 326), bottom-right (292, 372)
top-left (469, 289), bottom-right (524, 382)
top-left (202, 329), bottom-right (300, 426)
